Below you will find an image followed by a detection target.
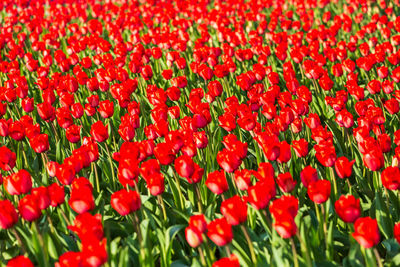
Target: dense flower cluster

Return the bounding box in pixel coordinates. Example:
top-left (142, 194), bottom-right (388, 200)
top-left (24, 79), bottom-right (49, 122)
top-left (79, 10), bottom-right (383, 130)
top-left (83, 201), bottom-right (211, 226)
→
top-left (1, 0), bottom-right (400, 266)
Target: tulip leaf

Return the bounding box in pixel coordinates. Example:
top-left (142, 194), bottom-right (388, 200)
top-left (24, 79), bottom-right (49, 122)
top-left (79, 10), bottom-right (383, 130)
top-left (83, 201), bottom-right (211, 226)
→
top-left (375, 191), bottom-right (393, 239)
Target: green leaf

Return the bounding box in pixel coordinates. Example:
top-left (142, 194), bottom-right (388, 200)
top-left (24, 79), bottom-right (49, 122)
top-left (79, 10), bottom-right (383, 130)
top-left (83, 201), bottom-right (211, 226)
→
top-left (375, 191), bottom-right (393, 239)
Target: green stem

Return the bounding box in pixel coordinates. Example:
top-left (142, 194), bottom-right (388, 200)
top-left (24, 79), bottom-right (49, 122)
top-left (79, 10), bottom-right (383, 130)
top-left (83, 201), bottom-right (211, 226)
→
top-left (241, 224), bottom-right (257, 264)
top-left (291, 238), bottom-right (299, 267)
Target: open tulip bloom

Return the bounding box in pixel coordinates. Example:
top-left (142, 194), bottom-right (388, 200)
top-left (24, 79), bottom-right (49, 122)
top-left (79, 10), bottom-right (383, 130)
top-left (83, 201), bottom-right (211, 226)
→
top-left (2, 1), bottom-right (400, 267)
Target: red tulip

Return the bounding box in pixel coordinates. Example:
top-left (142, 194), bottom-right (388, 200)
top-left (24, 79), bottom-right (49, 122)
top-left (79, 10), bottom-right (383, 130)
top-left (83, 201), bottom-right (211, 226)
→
top-left (31, 186), bottom-right (50, 210)
top-left (175, 155), bottom-right (195, 178)
top-left (334, 157), bottom-right (355, 179)
top-left (0, 199), bottom-right (18, 229)
top-left (352, 217), bottom-right (380, 248)
top-left (381, 166), bottom-right (400, 190)
top-left (257, 162), bottom-right (275, 181)
top-left (273, 213), bottom-right (297, 239)
top-left (4, 169), bottom-right (32, 195)
top-left (292, 139), bottom-right (309, 158)
top-left (18, 194), bottom-right (42, 221)
top-left (334, 195), bottom-right (361, 223)
top-left (307, 180), bottom-right (331, 204)
top-left (246, 179), bottom-right (276, 210)
top-left (269, 195), bottom-right (299, 219)
top-left (207, 218), bottom-right (233, 246)
top-left (212, 254), bottom-right (240, 267)
top-left (56, 252), bottom-right (83, 267)
top-left (66, 125), bottom-right (81, 143)
top-left (145, 173), bottom-right (165, 196)
top-left (29, 133), bottom-right (49, 153)
top-left (217, 149), bottom-right (241, 173)
top-left (7, 256), bottom-right (34, 267)
top-left (111, 189), bottom-right (141, 216)
top-left (98, 100), bottom-right (114, 118)
top-left (220, 196), bottom-right (247, 225)
top-left (233, 169), bottom-right (252, 191)
top-left (189, 214), bottom-right (207, 234)
top-left (185, 226), bottom-right (203, 248)
top-left (277, 172), bottom-right (296, 193)
top-left (363, 149), bottom-right (384, 171)
top-left (0, 146), bottom-right (16, 171)
top-left (300, 166), bottom-right (319, 187)
top-left (90, 121), bottom-right (109, 143)
top-left (48, 183), bottom-right (65, 207)
top-left (205, 170), bottom-right (228, 195)
top-left (56, 164), bottom-right (76, 185)
top-left (154, 142), bottom-right (176, 165)
top-left (69, 187), bottom-right (95, 214)
top-left (68, 212), bottom-right (104, 241)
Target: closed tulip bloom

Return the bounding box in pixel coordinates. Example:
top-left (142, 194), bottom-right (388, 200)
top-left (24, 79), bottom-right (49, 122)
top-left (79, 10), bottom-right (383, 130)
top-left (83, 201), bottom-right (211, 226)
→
top-left (277, 141), bottom-right (292, 163)
top-left (145, 173), bottom-right (165, 196)
top-left (381, 166), bottom-right (400, 190)
top-left (29, 133), bottom-right (49, 153)
top-left (335, 195), bottom-right (361, 223)
top-left (206, 170), bottom-right (228, 195)
top-left (189, 214), bottom-right (207, 233)
top-left (269, 196), bottom-right (299, 219)
top-left (220, 196), bottom-right (247, 225)
top-left (186, 163), bottom-right (204, 184)
top-left (207, 218), bottom-right (233, 246)
top-left (292, 138), bottom-right (309, 158)
top-left (0, 146), bottom-right (16, 171)
top-left (69, 188), bottom-right (95, 214)
top-left (154, 143), bottom-right (176, 165)
top-left (81, 237), bottom-right (108, 267)
top-left (98, 100), bottom-right (114, 118)
top-left (257, 162), bottom-right (275, 180)
top-left (37, 102), bottom-right (56, 121)
top-left (22, 97), bottom-right (34, 113)
top-left (185, 226), bottom-right (203, 248)
top-left (7, 256), bottom-right (34, 267)
top-left (352, 217), bottom-right (380, 248)
top-left (90, 121), bottom-right (109, 142)
top-left (66, 125), bottom-right (81, 143)
top-left (378, 134), bottom-right (392, 153)
top-left (46, 161), bottom-right (59, 177)
top-left (56, 164), bottom-right (76, 185)
top-left (31, 186), bottom-right (50, 210)
top-left (307, 180), bottom-right (331, 204)
top-left (277, 172), bottom-right (296, 193)
top-left (246, 179), bottom-right (276, 210)
top-left (217, 149), bottom-right (241, 173)
top-left (48, 183), bottom-right (65, 207)
top-left (335, 157), bottom-right (355, 179)
top-left (18, 194), bottom-right (42, 221)
top-left (0, 199), bottom-right (18, 229)
top-left (175, 155), bottom-right (195, 178)
top-left (363, 149), bottom-right (384, 171)
top-left (233, 169), bottom-right (252, 191)
top-left (4, 169), bottom-right (32, 195)
top-left (300, 166), bottom-right (319, 187)
top-left (71, 103), bottom-right (84, 119)
top-left (273, 213), bottom-right (297, 239)
top-left (111, 189), bottom-right (141, 216)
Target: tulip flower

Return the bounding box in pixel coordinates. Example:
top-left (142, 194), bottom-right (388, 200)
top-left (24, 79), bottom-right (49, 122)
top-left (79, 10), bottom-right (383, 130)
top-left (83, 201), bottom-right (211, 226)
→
top-left (334, 195), bottom-right (361, 223)
top-left (352, 217), bottom-right (380, 248)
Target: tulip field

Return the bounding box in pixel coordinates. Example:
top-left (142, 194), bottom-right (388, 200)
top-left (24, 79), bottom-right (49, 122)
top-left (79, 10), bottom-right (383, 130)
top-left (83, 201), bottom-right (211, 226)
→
top-left (3, 0), bottom-right (400, 266)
